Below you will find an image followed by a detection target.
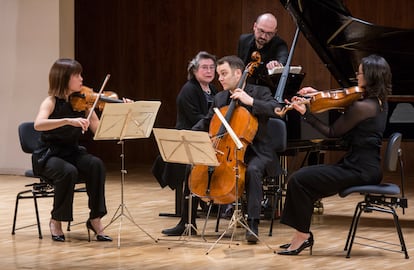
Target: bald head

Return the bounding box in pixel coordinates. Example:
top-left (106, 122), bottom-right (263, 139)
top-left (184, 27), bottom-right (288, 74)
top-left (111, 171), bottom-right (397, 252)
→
top-left (253, 13), bottom-right (278, 48)
top-left (256, 13), bottom-right (277, 32)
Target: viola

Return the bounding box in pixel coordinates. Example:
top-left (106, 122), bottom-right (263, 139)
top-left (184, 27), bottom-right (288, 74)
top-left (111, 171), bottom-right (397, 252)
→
top-left (188, 52), bottom-right (261, 204)
top-left (69, 85), bottom-right (123, 112)
top-left (275, 86), bottom-right (364, 117)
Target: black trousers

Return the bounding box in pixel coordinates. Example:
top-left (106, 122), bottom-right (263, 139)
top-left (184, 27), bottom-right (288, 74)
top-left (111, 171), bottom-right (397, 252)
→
top-left (245, 156), bottom-right (267, 220)
top-left (40, 153), bottom-right (107, 221)
top-left (280, 164), bottom-right (364, 233)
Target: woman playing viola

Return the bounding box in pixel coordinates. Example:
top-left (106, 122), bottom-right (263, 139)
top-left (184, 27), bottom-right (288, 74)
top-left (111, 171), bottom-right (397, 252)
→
top-left (276, 54), bottom-right (391, 255)
top-left (33, 58), bottom-right (112, 242)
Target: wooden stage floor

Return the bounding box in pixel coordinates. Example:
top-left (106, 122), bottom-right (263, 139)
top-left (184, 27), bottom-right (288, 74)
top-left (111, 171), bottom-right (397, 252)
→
top-left (1, 166), bottom-right (413, 269)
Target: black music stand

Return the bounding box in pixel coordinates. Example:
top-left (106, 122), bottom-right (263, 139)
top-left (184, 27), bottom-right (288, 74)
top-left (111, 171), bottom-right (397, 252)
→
top-left (205, 108), bottom-right (274, 254)
top-left (153, 128), bottom-right (219, 240)
top-left (265, 72), bottom-right (305, 100)
top-left (94, 101), bottom-right (161, 248)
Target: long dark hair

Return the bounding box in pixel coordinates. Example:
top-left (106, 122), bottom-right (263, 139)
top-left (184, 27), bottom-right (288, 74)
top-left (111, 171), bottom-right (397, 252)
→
top-left (48, 58), bottom-right (82, 98)
top-left (361, 54), bottom-right (392, 103)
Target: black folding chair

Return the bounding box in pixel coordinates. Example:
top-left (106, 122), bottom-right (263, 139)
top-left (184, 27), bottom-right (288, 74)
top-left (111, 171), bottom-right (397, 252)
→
top-left (339, 132), bottom-right (409, 259)
top-left (12, 122), bottom-right (86, 239)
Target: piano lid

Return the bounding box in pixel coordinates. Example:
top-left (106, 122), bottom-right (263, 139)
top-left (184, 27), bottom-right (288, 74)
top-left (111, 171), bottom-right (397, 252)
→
top-left (280, 0), bottom-right (414, 95)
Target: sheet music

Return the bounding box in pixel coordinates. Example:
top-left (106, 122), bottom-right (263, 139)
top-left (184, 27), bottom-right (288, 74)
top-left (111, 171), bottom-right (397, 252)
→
top-left (153, 128), bottom-right (219, 166)
top-left (268, 65), bottom-right (302, 75)
top-left (94, 101), bottom-right (161, 140)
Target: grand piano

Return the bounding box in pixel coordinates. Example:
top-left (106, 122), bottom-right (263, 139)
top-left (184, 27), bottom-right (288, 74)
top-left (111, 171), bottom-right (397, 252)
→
top-left (268, 0), bottom-right (414, 215)
top-left (278, 0), bottom-right (414, 141)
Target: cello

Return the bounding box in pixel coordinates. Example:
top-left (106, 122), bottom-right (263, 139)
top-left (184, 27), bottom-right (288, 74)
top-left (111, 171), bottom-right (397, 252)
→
top-left (189, 52), bottom-right (261, 204)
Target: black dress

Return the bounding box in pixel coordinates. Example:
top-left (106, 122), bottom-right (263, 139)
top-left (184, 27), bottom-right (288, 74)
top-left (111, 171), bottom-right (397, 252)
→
top-left (32, 97), bottom-right (107, 221)
top-left (280, 97), bottom-right (388, 233)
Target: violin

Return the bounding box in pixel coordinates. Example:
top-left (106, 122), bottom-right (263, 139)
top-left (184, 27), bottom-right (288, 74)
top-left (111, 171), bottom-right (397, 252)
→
top-left (275, 86), bottom-right (364, 117)
top-left (69, 85), bottom-right (123, 112)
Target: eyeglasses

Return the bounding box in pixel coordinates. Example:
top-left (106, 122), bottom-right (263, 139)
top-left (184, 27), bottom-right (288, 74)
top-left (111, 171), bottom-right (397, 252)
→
top-left (255, 27), bottom-right (275, 38)
top-left (199, 65), bottom-right (216, 71)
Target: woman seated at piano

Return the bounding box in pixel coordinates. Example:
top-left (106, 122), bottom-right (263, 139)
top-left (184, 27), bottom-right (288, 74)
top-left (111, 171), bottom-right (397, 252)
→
top-left (275, 54), bottom-right (392, 255)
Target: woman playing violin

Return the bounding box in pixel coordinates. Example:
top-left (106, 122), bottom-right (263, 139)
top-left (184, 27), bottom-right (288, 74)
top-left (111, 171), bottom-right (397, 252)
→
top-left (33, 58), bottom-right (112, 242)
top-left (276, 54), bottom-right (391, 255)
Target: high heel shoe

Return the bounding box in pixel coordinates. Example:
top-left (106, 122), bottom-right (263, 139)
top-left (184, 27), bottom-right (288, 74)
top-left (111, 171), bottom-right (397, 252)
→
top-left (86, 219), bottom-right (112, 242)
top-left (279, 243), bottom-right (290, 249)
top-left (49, 220), bottom-right (65, 242)
top-left (277, 232), bottom-right (314, 256)
top-left (51, 234), bottom-right (65, 242)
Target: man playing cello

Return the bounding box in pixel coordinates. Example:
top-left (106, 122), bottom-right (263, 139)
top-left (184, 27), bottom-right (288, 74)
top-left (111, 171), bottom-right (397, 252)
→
top-left (190, 55), bottom-right (282, 243)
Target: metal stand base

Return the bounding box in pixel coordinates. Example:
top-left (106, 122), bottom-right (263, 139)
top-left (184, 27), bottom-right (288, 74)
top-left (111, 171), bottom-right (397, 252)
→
top-left (205, 205), bottom-right (273, 254)
top-left (205, 149), bottom-right (274, 254)
top-left (179, 192), bottom-right (200, 241)
top-left (104, 140), bottom-right (158, 248)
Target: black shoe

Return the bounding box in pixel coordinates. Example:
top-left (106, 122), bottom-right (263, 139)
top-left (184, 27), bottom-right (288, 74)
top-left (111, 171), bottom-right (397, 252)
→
top-left (49, 220), bottom-right (65, 242)
top-left (220, 204), bottom-right (234, 219)
top-left (279, 243), bottom-right (290, 249)
top-left (277, 232), bottom-right (314, 256)
top-left (161, 223), bottom-right (197, 236)
top-left (51, 234), bottom-right (65, 242)
top-left (246, 219), bottom-right (259, 244)
top-left (86, 219), bottom-right (112, 242)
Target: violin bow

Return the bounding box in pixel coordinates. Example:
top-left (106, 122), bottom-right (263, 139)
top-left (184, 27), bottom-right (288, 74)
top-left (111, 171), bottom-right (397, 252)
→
top-left (81, 74), bottom-right (111, 134)
top-left (85, 74), bottom-right (111, 121)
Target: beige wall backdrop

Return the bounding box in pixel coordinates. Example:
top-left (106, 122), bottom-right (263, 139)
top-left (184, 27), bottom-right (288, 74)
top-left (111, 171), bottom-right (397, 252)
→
top-left (0, 0), bottom-right (74, 174)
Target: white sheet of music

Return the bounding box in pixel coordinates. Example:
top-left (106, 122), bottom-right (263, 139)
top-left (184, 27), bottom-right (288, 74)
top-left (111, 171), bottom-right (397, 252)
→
top-left (268, 65), bottom-right (302, 75)
top-left (94, 101), bottom-right (161, 140)
top-left (152, 128), bottom-right (219, 166)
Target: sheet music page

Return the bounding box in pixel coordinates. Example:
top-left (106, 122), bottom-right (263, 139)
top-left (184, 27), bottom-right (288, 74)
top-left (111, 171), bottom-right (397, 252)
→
top-left (94, 101), bottom-right (161, 140)
top-left (268, 66), bottom-right (302, 75)
top-left (153, 128), bottom-right (219, 166)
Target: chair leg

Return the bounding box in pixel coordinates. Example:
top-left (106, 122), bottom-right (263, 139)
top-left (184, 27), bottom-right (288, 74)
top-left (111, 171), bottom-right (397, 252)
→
top-left (32, 193), bottom-right (43, 239)
top-left (344, 202), bottom-right (362, 252)
top-left (11, 190), bottom-right (28, 235)
top-left (12, 189), bottom-right (40, 236)
top-left (346, 202), bottom-right (409, 259)
top-left (391, 209), bottom-right (409, 259)
top-left (345, 203), bottom-right (364, 258)
top-left (269, 187), bottom-right (281, 236)
top-left (269, 201), bottom-right (275, 236)
top-left (215, 204), bottom-right (221, 232)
